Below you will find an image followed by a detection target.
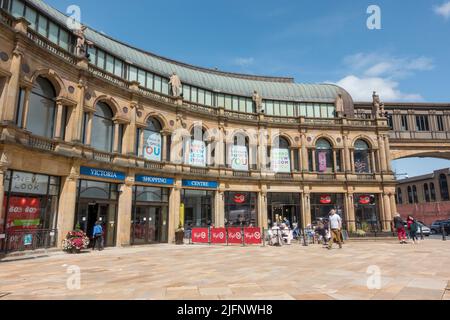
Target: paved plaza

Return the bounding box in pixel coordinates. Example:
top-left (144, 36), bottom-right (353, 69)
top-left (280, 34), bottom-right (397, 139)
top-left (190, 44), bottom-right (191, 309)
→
top-left (0, 240), bottom-right (449, 300)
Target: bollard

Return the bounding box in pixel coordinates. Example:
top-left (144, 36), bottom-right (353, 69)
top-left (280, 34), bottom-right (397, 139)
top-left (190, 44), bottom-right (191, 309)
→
top-left (442, 224), bottom-right (447, 241)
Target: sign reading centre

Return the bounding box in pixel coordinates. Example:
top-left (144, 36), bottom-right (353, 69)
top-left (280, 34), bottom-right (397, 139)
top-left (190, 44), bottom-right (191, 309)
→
top-left (80, 166), bottom-right (126, 181)
top-left (182, 180), bottom-right (218, 189)
top-left (135, 175), bottom-right (174, 186)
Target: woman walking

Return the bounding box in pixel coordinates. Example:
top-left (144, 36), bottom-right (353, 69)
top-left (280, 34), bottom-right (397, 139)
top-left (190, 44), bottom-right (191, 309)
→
top-left (407, 216), bottom-right (419, 244)
top-left (393, 213), bottom-right (407, 244)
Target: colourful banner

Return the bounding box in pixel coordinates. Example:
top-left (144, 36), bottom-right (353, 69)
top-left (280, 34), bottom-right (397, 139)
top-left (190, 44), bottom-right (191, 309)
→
top-left (271, 148), bottom-right (291, 173)
top-left (231, 145), bottom-right (249, 171)
top-left (189, 140), bottom-right (207, 167)
top-left (210, 228), bottom-right (227, 244)
top-left (244, 227), bottom-right (262, 245)
top-left (318, 151), bottom-right (328, 172)
top-left (227, 227), bottom-right (243, 244)
top-left (191, 228), bottom-right (209, 244)
top-left (143, 132), bottom-right (162, 162)
top-left (6, 197), bottom-right (41, 232)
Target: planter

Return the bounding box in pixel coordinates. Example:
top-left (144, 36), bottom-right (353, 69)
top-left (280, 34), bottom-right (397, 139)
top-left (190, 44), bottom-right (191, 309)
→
top-left (175, 230), bottom-right (184, 245)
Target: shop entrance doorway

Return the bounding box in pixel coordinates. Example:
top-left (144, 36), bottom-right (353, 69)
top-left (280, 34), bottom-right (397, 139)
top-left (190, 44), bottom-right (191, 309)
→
top-left (77, 201), bottom-right (117, 247)
top-left (132, 206), bottom-right (168, 244)
top-left (267, 193), bottom-right (301, 228)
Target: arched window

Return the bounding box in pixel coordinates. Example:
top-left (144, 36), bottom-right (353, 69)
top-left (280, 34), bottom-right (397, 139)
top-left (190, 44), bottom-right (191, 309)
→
top-left (354, 140), bottom-right (371, 173)
top-left (439, 174), bottom-right (449, 201)
top-left (412, 185), bottom-right (418, 203)
top-left (407, 186), bottom-right (413, 204)
top-left (424, 184), bottom-right (430, 203)
top-left (91, 102), bottom-right (114, 152)
top-left (430, 183), bottom-right (436, 202)
top-left (270, 136), bottom-right (291, 173)
top-left (397, 188), bottom-right (403, 205)
top-left (230, 133), bottom-right (250, 171)
top-left (27, 76), bottom-right (57, 138)
top-left (315, 138), bottom-right (333, 173)
top-left (186, 125), bottom-right (208, 167)
top-left (139, 117), bottom-right (163, 161)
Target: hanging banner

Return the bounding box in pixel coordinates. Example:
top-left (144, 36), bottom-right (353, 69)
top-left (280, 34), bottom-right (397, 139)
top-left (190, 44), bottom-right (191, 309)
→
top-left (189, 140), bottom-right (207, 167)
top-left (191, 228), bottom-right (209, 244)
top-left (271, 148), bottom-right (291, 173)
top-left (6, 197), bottom-right (41, 232)
top-left (244, 227), bottom-right (262, 245)
top-left (318, 151), bottom-right (328, 172)
top-left (143, 132), bottom-right (162, 162)
top-left (227, 227), bottom-right (243, 244)
top-left (231, 145), bottom-right (249, 171)
top-left (211, 228), bottom-right (227, 244)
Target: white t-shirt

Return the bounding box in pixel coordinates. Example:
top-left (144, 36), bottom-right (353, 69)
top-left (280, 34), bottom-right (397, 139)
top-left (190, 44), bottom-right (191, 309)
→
top-left (329, 214), bottom-right (342, 230)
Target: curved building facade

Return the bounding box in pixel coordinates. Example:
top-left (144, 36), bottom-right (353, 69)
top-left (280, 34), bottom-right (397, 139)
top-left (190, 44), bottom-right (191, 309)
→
top-left (0, 0), bottom-right (399, 251)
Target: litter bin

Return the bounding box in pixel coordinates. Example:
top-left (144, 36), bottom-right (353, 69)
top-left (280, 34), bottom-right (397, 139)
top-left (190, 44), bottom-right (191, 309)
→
top-left (175, 230), bottom-right (184, 245)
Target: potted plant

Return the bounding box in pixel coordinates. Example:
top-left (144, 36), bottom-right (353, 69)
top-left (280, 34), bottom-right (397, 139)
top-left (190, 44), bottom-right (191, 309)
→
top-left (175, 223), bottom-right (184, 245)
top-left (62, 230), bottom-right (90, 254)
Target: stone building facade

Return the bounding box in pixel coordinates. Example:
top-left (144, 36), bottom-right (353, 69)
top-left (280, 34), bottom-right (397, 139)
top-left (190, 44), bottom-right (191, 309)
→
top-left (0, 0), bottom-right (401, 251)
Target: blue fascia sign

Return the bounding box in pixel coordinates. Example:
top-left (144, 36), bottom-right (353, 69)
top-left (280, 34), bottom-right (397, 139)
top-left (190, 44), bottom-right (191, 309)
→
top-left (182, 179), bottom-right (218, 189)
top-left (80, 166), bottom-right (126, 181)
top-left (135, 175), bottom-right (174, 186)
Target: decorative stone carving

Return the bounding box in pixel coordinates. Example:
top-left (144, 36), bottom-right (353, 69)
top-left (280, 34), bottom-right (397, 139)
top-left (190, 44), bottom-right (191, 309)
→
top-left (169, 72), bottom-right (182, 97)
top-left (335, 93), bottom-right (344, 117)
top-left (74, 26), bottom-right (93, 58)
top-left (372, 91), bottom-right (385, 119)
top-left (252, 90), bottom-right (263, 113)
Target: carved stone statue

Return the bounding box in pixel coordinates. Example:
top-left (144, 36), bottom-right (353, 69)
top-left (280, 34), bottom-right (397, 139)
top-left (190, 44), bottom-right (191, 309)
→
top-left (169, 72), bottom-right (182, 97)
top-left (335, 93), bottom-right (344, 117)
top-left (252, 90), bottom-right (263, 113)
top-left (74, 25), bottom-right (93, 58)
top-left (372, 91), bottom-right (383, 119)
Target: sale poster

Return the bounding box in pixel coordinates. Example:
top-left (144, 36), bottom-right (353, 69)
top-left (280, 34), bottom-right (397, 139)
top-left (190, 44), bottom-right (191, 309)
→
top-left (6, 197), bottom-right (41, 232)
top-left (318, 151), bottom-right (328, 172)
top-left (271, 148), bottom-right (291, 173)
top-left (143, 132), bottom-right (162, 162)
top-left (231, 145), bottom-right (249, 171)
top-left (189, 140), bottom-right (207, 167)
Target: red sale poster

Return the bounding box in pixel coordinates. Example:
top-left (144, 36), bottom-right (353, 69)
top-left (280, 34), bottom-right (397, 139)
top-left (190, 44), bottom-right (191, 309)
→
top-left (227, 227), bottom-right (243, 245)
top-left (244, 227), bottom-right (262, 245)
top-left (191, 228), bottom-right (209, 244)
top-left (6, 197), bottom-right (41, 232)
top-left (210, 228), bottom-right (227, 244)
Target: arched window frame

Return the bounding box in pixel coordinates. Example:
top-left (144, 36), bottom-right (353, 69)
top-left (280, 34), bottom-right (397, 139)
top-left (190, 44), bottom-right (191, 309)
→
top-left (354, 139), bottom-right (372, 174)
top-left (424, 184), bottom-right (431, 203)
top-left (90, 101), bottom-right (115, 153)
top-left (137, 117), bottom-right (164, 161)
top-left (315, 138), bottom-right (334, 173)
top-left (439, 174), bottom-right (449, 201)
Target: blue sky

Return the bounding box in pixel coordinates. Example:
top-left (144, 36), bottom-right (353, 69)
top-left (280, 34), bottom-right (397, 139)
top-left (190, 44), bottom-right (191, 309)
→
top-left (45, 0), bottom-right (450, 176)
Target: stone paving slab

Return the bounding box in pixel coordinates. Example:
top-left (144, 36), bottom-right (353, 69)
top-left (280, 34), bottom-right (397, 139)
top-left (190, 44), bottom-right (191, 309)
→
top-left (0, 240), bottom-right (449, 300)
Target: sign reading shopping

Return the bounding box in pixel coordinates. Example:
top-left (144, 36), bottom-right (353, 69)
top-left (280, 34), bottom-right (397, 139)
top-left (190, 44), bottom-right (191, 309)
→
top-left (189, 140), bottom-right (207, 167)
top-left (135, 175), bottom-right (174, 186)
top-left (271, 148), bottom-right (291, 173)
top-left (143, 132), bottom-right (162, 162)
top-left (231, 145), bottom-right (249, 171)
top-left (80, 166), bottom-right (125, 181)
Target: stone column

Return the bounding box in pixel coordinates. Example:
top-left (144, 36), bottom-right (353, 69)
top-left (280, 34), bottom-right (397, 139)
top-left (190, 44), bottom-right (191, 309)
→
top-left (371, 151), bottom-right (377, 173)
top-left (389, 193), bottom-right (398, 218)
top-left (311, 149), bottom-right (317, 172)
top-left (2, 48), bottom-right (23, 123)
top-left (113, 121), bottom-right (121, 153)
top-left (343, 135), bottom-right (352, 173)
top-left (20, 87), bottom-right (31, 129)
top-left (116, 177), bottom-right (133, 247)
top-left (301, 192), bottom-right (311, 228)
top-left (57, 167), bottom-right (79, 248)
top-left (215, 189), bottom-right (225, 227)
top-left (350, 150), bottom-right (355, 174)
top-left (290, 148), bottom-right (296, 172)
top-left (216, 127), bottom-right (225, 167)
top-left (73, 79), bottom-right (87, 143)
top-left (258, 191), bottom-right (268, 229)
top-left (168, 180), bottom-right (182, 243)
top-left (378, 135), bottom-right (388, 172)
top-left (85, 112), bottom-right (93, 146)
top-left (301, 134), bottom-right (308, 172)
top-left (384, 135), bottom-right (392, 172)
top-left (54, 102), bottom-right (65, 139)
top-left (332, 150), bottom-right (337, 173)
top-left (345, 193), bottom-right (356, 232)
top-left (124, 105), bottom-right (137, 156)
top-left (382, 193), bottom-right (392, 231)
top-left (162, 132), bottom-right (168, 162)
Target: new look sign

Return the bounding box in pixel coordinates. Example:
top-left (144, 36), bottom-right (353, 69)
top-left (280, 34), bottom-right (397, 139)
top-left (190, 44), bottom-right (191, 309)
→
top-left (80, 166), bottom-right (126, 181)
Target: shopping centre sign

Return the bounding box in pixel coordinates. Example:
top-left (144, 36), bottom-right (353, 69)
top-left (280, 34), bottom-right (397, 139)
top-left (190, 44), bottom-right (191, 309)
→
top-left (135, 175), bottom-right (174, 186)
top-left (80, 166), bottom-right (125, 181)
top-left (182, 180), bottom-right (218, 189)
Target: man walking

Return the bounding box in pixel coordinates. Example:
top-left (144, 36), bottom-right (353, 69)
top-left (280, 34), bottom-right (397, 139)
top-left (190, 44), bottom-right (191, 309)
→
top-left (327, 209), bottom-right (343, 250)
top-left (92, 221), bottom-right (104, 251)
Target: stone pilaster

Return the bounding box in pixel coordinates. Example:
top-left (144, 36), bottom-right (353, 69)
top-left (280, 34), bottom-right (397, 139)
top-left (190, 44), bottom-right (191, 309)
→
top-left (1, 46), bottom-right (23, 123)
top-left (168, 179), bottom-right (182, 243)
top-left (116, 174), bottom-right (134, 247)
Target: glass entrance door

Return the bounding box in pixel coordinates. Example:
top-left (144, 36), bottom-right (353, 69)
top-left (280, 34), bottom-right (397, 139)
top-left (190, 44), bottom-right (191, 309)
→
top-left (132, 206), bottom-right (168, 244)
top-left (77, 202), bottom-right (117, 247)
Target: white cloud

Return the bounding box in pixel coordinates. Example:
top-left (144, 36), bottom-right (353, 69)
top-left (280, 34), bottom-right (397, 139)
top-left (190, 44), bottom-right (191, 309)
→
top-left (434, 2), bottom-right (450, 19)
top-left (332, 53), bottom-right (434, 102)
top-left (232, 57), bottom-right (255, 68)
top-left (335, 75), bottom-right (423, 102)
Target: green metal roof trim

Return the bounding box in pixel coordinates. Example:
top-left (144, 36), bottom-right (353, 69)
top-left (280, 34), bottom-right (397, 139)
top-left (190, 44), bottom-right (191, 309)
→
top-left (27, 0), bottom-right (351, 103)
